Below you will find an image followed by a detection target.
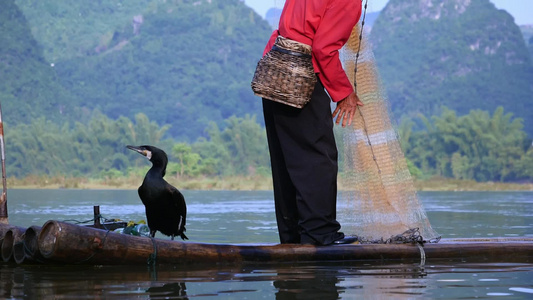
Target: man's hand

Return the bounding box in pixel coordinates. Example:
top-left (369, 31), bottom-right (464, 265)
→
top-left (332, 92), bottom-right (363, 127)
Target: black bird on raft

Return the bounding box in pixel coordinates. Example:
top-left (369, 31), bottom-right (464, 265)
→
top-left (126, 145), bottom-right (188, 240)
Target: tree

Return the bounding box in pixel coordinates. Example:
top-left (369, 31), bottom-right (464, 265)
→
top-left (171, 143), bottom-right (202, 178)
top-left (404, 107), bottom-right (531, 182)
top-left (4, 112), bottom-right (171, 178)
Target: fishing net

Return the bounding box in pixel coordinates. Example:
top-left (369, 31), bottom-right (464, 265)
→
top-left (336, 21), bottom-right (440, 243)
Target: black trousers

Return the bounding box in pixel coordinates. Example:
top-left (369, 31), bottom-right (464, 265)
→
top-left (263, 79), bottom-right (344, 245)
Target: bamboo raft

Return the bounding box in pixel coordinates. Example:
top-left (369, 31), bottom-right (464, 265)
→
top-left (1, 221), bottom-right (532, 265)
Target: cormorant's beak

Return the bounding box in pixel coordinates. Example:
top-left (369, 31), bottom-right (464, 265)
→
top-left (126, 145), bottom-right (152, 160)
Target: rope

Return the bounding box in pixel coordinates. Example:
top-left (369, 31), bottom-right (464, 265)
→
top-left (353, 0), bottom-right (383, 176)
top-left (357, 227), bottom-right (431, 265)
top-left (416, 243), bottom-right (426, 266)
top-left (353, 0), bottom-right (369, 88)
top-left (21, 240), bottom-right (46, 264)
top-left (61, 214), bottom-right (119, 231)
top-left (147, 237), bottom-right (158, 266)
top-left (61, 214), bottom-right (104, 225)
top-left (429, 236), bottom-right (442, 243)
top-left (74, 229), bottom-right (111, 264)
top-left (358, 228), bottom-right (431, 244)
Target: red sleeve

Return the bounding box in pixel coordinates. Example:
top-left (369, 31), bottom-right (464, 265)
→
top-left (312, 1), bottom-right (361, 102)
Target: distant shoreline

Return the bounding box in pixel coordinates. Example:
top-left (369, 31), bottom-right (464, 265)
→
top-left (7, 176), bottom-right (533, 192)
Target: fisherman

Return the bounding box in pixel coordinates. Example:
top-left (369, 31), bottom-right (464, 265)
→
top-left (260, 0), bottom-right (363, 245)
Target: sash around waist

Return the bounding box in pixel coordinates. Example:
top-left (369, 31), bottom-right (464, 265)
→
top-left (271, 45), bottom-right (312, 58)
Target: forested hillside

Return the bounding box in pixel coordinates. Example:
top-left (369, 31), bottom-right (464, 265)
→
top-left (14, 0), bottom-right (272, 140)
top-left (0, 0), bottom-right (79, 128)
top-left (371, 0), bottom-right (533, 136)
top-left (521, 25), bottom-right (533, 59)
top-left (5, 107), bottom-right (530, 183)
top-left (14, 0), bottom-right (155, 62)
top-left (401, 107), bottom-right (532, 182)
top-left (10, 0), bottom-right (532, 139)
top-left (530, 36), bottom-right (533, 59)
top-left (265, 7), bottom-right (281, 29)
top-left (2, 0), bottom-right (532, 183)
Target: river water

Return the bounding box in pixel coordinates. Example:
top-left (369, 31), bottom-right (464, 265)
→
top-left (1, 189), bottom-right (532, 299)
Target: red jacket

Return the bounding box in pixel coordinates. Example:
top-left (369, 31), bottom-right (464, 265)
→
top-left (263, 0), bottom-right (362, 102)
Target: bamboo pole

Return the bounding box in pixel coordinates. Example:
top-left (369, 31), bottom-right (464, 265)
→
top-left (0, 223), bottom-right (11, 254)
top-left (0, 223), bottom-right (11, 240)
top-left (12, 226), bottom-right (42, 264)
top-left (0, 102), bottom-right (7, 225)
top-left (1, 226), bottom-right (26, 262)
top-left (22, 226), bottom-right (43, 262)
top-left (93, 206), bottom-right (101, 228)
top-left (13, 237), bottom-right (25, 264)
top-left (37, 221), bottom-right (533, 265)
top-left (37, 221), bottom-right (420, 265)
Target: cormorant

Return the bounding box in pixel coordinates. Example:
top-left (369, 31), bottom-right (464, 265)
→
top-left (126, 145), bottom-right (188, 240)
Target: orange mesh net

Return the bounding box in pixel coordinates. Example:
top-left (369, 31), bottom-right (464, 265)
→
top-left (336, 23), bottom-right (439, 242)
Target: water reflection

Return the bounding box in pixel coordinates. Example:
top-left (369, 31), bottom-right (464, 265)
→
top-left (271, 265), bottom-right (428, 299)
top-left (147, 282), bottom-right (188, 299)
top-left (273, 267), bottom-right (342, 299)
top-left (1, 262), bottom-right (532, 299)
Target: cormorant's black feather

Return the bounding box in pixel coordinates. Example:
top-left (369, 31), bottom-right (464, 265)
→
top-left (127, 145), bottom-right (188, 240)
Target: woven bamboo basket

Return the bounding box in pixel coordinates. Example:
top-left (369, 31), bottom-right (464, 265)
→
top-left (251, 36), bottom-right (316, 108)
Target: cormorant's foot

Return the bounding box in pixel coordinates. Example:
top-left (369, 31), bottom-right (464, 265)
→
top-left (331, 236), bottom-right (358, 245)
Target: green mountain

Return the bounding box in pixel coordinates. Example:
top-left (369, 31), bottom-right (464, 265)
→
top-left (2, 0), bottom-right (532, 182)
top-left (0, 0), bottom-right (79, 127)
top-left (371, 0), bottom-right (533, 136)
top-left (6, 0), bottom-right (532, 140)
top-left (265, 7), bottom-right (281, 29)
top-left (15, 0), bottom-right (160, 63)
top-left (13, 0), bottom-right (272, 140)
top-left (529, 36), bottom-right (533, 60)
top-left (520, 25), bottom-right (533, 59)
